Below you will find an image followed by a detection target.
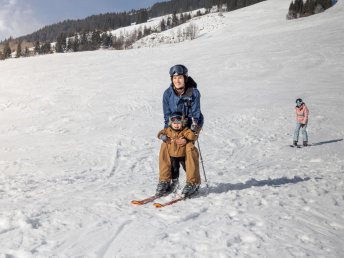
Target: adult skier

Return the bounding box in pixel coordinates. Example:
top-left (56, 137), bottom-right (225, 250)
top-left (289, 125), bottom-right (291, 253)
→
top-left (156, 64), bottom-right (204, 197)
top-left (293, 98), bottom-right (309, 147)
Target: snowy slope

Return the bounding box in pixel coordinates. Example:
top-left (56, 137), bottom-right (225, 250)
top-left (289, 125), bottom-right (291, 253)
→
top-left (1, 0), bottom-right (344, 257)
top-left (131, 11), bottom-right (226, 48)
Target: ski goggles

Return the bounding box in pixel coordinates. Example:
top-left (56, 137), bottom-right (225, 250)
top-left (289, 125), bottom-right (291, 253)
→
top-left (170, 116), bottom-right (184, 123)
top-left (169, 65), bottom-right (188, 76)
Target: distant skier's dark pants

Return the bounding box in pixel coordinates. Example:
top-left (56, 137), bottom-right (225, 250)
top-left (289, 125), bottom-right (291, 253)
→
top-left (159, 142), bottom-right (201, 184)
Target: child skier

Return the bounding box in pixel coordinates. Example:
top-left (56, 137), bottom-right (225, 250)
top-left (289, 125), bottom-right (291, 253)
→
top-left (293, 98), bottom-right (309, 146)
top-left (156, 112), bottom-right (200, 197)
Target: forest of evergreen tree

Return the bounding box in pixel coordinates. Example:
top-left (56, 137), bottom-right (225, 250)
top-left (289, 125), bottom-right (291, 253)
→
top-left (287, 0), bottom-right (334, 19)
top-left (0, 0), bottom-right (265, 60)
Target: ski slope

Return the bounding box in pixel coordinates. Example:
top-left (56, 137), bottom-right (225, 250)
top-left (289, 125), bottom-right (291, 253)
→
top-left (1, 0), bottom-right (344, 257)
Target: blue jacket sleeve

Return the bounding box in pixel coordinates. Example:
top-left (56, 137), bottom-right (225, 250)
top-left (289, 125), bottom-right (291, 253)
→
top-left (191, 89), bottom-right (203, 126)
top-left (163, 90), bottom-right (171, 128)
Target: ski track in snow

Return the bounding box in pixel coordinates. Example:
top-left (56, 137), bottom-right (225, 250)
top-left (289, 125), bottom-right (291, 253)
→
top-left (1, 0), bottom-right (344, 257)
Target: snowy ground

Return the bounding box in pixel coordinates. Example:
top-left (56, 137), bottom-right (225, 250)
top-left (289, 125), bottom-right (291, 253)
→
top-left (1, 0), bottom-right (344, 257)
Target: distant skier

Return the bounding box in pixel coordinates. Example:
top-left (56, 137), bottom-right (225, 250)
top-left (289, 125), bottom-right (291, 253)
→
top-left (157, 64), bottom-right (204, 197)
top-left (293, 98), bottom-right (309, 147)
top-left (156, 112), bottom-right (198, 196)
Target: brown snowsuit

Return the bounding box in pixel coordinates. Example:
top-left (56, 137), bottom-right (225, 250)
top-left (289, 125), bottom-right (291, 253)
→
top-left (158, 127), bottom-right (201, 185)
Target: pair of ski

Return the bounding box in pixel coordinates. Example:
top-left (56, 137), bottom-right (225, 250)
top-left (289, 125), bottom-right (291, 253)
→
top-left (289, 144), bottom-right (312, 148)
top-left (131, 193), bottom-right (186, 208)
top-left (290, 145), bottom-right (302, 148)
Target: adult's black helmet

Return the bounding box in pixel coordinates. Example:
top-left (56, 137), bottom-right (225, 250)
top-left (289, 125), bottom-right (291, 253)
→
top-left (169, 64), bottom-right (188, 77)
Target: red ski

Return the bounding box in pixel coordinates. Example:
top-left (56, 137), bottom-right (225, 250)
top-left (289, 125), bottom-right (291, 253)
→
top-left (153, 196), bottom-right (186, 208)
top-left (131, 195), bottom-right (161, 205)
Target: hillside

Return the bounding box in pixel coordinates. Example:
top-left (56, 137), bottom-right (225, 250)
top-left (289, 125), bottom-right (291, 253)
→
top-left (0, 0), bottom-right (344, 257)
top-left (0, 0), bottom-right (265, 56)
top-left (13, 0), bottom-right (263, 43)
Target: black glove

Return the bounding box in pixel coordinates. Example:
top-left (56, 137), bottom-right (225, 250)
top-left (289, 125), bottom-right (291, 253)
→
top-left (300, 124), bottom-right (305, 128)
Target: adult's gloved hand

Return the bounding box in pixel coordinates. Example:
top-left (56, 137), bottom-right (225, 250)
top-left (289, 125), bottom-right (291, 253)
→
top-left (190, 123), bottom-right (197, 132)
top-left (175, 137), bottom-right (187, 146)
top-left (300, 124), bottom-right (305, 128)
top-left (160, 134), bottom-right (169, 142)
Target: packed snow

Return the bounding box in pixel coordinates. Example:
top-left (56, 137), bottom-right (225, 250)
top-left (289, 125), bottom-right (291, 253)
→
top-left (1, 0), bottom-right (344, 257)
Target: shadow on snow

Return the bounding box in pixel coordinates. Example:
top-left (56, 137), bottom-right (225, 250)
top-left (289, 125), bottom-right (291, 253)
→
top-left (206, 176), bottom-right (311, 195)
top-left (311, 138), bottom-right (343, 146)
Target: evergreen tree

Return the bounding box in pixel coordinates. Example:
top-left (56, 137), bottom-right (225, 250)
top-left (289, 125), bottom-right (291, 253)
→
top-left (101, 33), bottom-right (113, 48)
top-left (24, 47), bottom-right (30, 57)
top-left (41, 42), bottom-right (52, 54)
top-left (160, 19), bottom-right (166, 32)
top-left (317, 0), bottom-right (332, 9)
top-left (167, 16), bottom-right (172, 29)
top-left (79, 32), bottom-right (89, 51)
top-left (137, 27), bottom-right (143, 39)
top-left (3, 41), bottom-right (12, 59)
top-left (137, 9), bottom-right (149, 24)
top-left (112, 35), bottom-right (124, 50)
top-left (295, 0), bottom-right (304, 15)
top-left (172, 12), bottom-right (179, 27)
top-left (289, 1), bottom-right (295, 12)
top-left (71, 34), bottom-right (80, 52)
top-left (16, 40), bottom-right (22, 58)
top-left (180, 13), bottom-right (185, 24)
top-left (34, 40), bottom-right (41, 54)
top-left (55, 33), bottom-right (67, 53)
top-left (91, 30), bottom-right (101, 50)
top-left (143, 26), bottom-right (151, 37)
top-left (304, 0), bottom-right (315, 14)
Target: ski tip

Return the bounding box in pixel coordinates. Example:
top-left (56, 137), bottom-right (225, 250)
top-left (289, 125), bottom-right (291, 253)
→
top-left (153, 203), bottom-right (164, 208)
top-left (131, 200), bottom-right (144, 205)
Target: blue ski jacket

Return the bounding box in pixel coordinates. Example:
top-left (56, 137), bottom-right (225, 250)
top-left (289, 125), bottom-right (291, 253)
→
top-left (162, 77), bottom-right (204, 128)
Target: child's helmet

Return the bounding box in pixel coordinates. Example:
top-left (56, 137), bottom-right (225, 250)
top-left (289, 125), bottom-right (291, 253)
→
top-left (168, 112), bottom-right (187, 127)
top-left (296, 98), bottom-right (303, 106)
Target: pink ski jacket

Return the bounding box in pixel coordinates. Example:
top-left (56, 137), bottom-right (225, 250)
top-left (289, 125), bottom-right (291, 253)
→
top-left (295, 103), bottom-right (309, 124)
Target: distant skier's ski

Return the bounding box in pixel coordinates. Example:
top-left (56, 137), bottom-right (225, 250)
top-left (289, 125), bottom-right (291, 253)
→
top-left (153, 196), bottom-right (186, 208)
top-left (290, 144), bottom-right (312, 148)
top-left (290, 145), bottom-right (301, 148)
top-left (131, 195), bottom-right (161, 205)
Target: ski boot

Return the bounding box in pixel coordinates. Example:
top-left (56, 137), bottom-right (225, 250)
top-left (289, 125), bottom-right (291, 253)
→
top-left (293, 141), bottom-right (298, 147)
top-left (303, 141), bottom-right (308, 147)
top-left (182, 182), bottom-right (199, 197)
top-left (155, 181), bottom-right (171, 197)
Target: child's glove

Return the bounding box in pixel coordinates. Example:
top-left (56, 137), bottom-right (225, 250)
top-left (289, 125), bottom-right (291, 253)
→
top-left (159, 134), bottom-right (169, 142)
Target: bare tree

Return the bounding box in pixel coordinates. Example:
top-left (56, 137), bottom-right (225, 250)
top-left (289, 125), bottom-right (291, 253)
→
top-left (185, 23), bottom-right (198, 40)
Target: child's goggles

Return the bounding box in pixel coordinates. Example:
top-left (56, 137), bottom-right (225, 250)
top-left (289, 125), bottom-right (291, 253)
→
top-left (170, 116), bottom-right (183, 123)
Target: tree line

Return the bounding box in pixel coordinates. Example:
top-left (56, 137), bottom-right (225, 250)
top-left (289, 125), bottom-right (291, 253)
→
top-left (287, 0), bottom-right (334, 19)
top-left (1, 0), bottom-right (265, 60)
top-left (1, 11), bottom-right (202, 59)
top-left (7, 0), bottom-right (264, 44)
